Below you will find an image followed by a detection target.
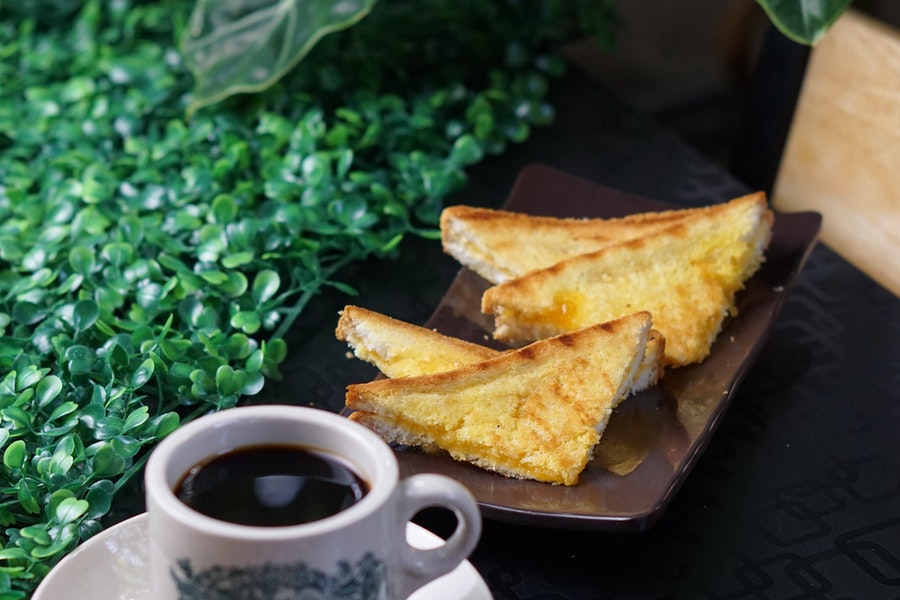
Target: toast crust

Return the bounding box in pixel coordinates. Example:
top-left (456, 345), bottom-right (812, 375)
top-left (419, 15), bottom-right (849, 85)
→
top-left (336, 304), bottom-right (665, 394)
top-left (345, 312), bottom-right (653, 485)
top-left (441, 203), bottom-right (708, 284)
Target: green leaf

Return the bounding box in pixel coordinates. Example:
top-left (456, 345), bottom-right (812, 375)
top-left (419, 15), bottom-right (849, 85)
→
top-left (223, 333), bottom-right (254, 359)
top-left (22, 247), bottom-right (47, 271)
top-left (189, 369), bottom-right (217, 395)
top-left (152, 412), bottom-right (181, 438)
top-left (252, 269), bottom-right (281, 304)
top-left (3, 407), bottom-right (32, 432)
top-left (111, 435), bottom-right (141, 458)
top-left (264, 338), bottom-right (288, 363)
top-left (16, 480), bottom-right (41, 515)
top-left (0, 548), bottom-right (29, 561)
top-left (15, 366), bottom-right (44, 392)
top-left (35, 376), bottom-right (63, 408)
top-left (182, 0), bottom-right (378, 115)
top-left (54, 434), bottom-right (78, 459)
top-left (20, 524), bottom-right (51, 545)
top-left (246, 349), bottom-right (264, 372)
top-left (221, 251), bottom-right (254, 269)
top-left (94, 417), bottom-right (124, 440)
top-left (11, 302), bottom-right (47, 326)
top-left (85, 480), bottom-right (114, 519)
top-left (79, 402), bottom-right (105, 431)
top-left (78, 519), bottom-right (104, 541)
top-left (450, 133), bottom-right (484, 165)
top-left (211, 194), bottom-right (238, 223)
top-left (100, 242), bottom-right (135, 267)
top-left (129, 358), bottom-right (155, 389)
top-left (230, 310), bottom-right (261, 334)
top-left (241, 371), bottom-right (265, 395)
top-left (64, 345), bottom-right (95, 375)
top-left (217, 271), bottom-right (250, 298)
top-left (46, 402), bottom-right (78, 423)
top-left (122, 406), bottom-right (150, 433)
top-left (72, 299), bottom-right (100, 333)
top-left (68, 246), bottom-right (96, 276)
top-left (48, 489), bottom-right (76, 518)
top-left (215, 365), bottom-right (237, 395)
top-left (30, 522), bottom-right (78, 557)
top-left (199, 270), bottom-right (229, 285)
top-left (756, 0), bottom-right (851, 45)
top-left (90, 443), bottom-right (126, 477)
top-left (3, 440), bottom-right (26, 470)
top-left (54, 498), bottom-right (89, 524)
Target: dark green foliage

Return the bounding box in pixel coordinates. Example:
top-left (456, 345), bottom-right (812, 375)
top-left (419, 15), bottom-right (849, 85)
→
top-left (0, 0), bottom-right (615, 594)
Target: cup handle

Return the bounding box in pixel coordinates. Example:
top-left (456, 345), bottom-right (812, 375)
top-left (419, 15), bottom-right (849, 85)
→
top-left (392, 473), bottom-right (482, 598)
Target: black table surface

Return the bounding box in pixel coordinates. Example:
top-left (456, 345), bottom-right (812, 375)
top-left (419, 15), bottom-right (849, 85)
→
top-left (150, 71), bottom-right (900, 599)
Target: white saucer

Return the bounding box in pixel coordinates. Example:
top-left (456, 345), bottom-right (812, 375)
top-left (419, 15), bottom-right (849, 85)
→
top-left (33, 513), bottom-right (492, 600)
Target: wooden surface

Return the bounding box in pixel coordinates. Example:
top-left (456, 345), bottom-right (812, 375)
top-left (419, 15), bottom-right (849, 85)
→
top-left (772, 9), bottom-right (900, 297)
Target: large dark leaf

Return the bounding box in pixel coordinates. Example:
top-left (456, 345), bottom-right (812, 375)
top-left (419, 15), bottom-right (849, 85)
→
top-left (756, 0), bottom-right (851, 45)
top-left (182, 0), bottom-right (377, 115)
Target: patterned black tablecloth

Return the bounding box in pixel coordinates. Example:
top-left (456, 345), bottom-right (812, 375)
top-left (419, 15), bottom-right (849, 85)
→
top-left (258, 72), bottom-right (900, 599)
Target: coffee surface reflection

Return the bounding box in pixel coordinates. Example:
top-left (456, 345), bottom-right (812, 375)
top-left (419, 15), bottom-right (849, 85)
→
top-left (175, 445), bottom-right (368, 526)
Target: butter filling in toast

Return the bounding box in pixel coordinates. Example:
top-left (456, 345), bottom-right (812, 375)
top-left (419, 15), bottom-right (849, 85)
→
top-left (480, 193), bottom-right (773, 366)
top-left (344, 312), bottom-right (653, 485)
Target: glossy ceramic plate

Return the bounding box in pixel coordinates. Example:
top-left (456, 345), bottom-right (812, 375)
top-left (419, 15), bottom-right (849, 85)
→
top-left (32, 514), bottom-right (492, 600)
top-left (353, 164), bottom-right (822, 532)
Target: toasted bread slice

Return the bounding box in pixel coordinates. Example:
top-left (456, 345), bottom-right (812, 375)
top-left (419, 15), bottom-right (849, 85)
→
top-left (336, 305), bottom-right (497, 378)
top-left (441, 204), bottom-right (705, 284)
top-left (345, 312), bottom-right (653, 485)
top-left (481, 193), bottom-right (773, 366)
top-left (336, 304), bottom-right (665, 394)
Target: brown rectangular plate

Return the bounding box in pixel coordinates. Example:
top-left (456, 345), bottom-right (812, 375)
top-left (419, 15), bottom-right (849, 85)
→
top-left (356, 164), bottom-right (821, 532)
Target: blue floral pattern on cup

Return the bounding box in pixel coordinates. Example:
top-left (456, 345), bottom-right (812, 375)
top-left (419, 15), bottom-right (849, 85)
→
top-left (172, 552), bottom-right (386, 599)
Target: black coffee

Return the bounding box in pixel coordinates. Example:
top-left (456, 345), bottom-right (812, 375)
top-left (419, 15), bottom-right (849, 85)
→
top-left (175, 445), bottom-right (368, 527)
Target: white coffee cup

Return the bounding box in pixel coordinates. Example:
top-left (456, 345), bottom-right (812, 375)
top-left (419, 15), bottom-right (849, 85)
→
top-left (144, 405), bottom-right (482, 599)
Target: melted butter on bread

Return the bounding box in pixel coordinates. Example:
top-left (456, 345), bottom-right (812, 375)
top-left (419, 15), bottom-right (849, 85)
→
top-left (482, 193), bottom-right (773, 366)
top-left (344, 312), bottom-right (653, 485)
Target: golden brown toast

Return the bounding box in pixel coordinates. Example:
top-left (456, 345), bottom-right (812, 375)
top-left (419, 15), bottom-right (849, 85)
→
top-left (345, 312), bottom-right (653, 485)
top-left (481, 193), bottom-right (773, 366)
top-left (336, 304), bottom-right (665, 394)
top-left (441, 203), bottom-right (706, 284)
top-left (335, 305), bottom-right (497, 378)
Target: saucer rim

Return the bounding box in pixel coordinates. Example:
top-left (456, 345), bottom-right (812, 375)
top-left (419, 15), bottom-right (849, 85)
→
top-left (33, 513), bottom-right (492, 600)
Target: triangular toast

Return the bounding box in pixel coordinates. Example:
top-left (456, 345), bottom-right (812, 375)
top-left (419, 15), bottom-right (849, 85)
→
top-left (336, 304), bottom-right (665, 394)
top-left (481, 193), bottom-right (773, 366)
top-left (345, 311), bottom-right (653, 485)
top-left (441, 203), bottom-right (707, 284)
top-left (335, 305), bottom-right (498, 378)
